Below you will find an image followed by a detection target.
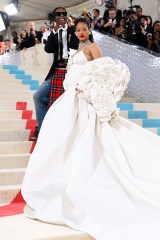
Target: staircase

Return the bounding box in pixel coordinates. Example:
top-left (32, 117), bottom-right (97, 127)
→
top-left (118, 103), bottom-right (160, 135)
top-left (0, 65), bottom-right (48, 206)
top-left (0, 64), bottom-right (160, 206)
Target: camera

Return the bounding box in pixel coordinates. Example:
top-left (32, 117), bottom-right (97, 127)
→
top-left (105, 0), bottom-right (114, 9)
top-left (128, 0), bottom-right (140, 10)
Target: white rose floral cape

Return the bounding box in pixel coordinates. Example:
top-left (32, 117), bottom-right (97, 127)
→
top-left (76, 57), bottom-right (130, 123)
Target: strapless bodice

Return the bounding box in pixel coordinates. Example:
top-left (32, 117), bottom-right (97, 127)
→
top-left (63, 51), bottom-right (88, 90)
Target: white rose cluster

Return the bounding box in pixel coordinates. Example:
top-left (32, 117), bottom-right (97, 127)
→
top-left (76, 57), bottom-right (130, 123)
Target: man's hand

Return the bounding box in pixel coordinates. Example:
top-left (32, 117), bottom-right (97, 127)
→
top-left (54, 18), bottom-right (66, 31)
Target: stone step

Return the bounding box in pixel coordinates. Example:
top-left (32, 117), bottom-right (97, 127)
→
top-left (0, 110), bottom-right (22, 119)
top-left (0, 130), bottom-right (30, 142)
top-left (0, 119), bottom-right (36, 131)
top-left (0, 214), bottom-right (90, 239)
top-left (0, 110), bottom-right (36, 120)
top-left (0, 184), bottom-right (21, 205)
top-left (120, 110), bottom-right (160, 119)
top-left (0, 101), bottom-right (35, 110)
top-left (0, 79), bottom-right (23, 85)
top-left (0, 168), bottom-right (25, 186)
top-left (146, 128), bottom-right (158, 134)
top-left (130, 119), bottom-right (142, 126)
top-left (19, 65), bottom-right (50, 71)
top-left (130, 118), bottom-right (160, 129)
top-left (0, 74), bottom-right (16, 80)
top-left (0, 120), bottom-right (26, 130)
top-left (118, 103), bottom-right (160, 111)
top-left (0, 95), bottom-right (33, 101)
top-left (0, 141), bottom-right (32, 154)
top-left (134, 103), bottom-right (160, 111)
top-left (0, 154), bottom-right (30, 169)
top-left (0, 90), bottom-right (35, 96)
top-left (0, 84), bottom-right (30, 90)
top-left (120, 97), bottom-right (137, 103)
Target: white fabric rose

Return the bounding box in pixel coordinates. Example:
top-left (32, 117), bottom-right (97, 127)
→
top-left (76, 56), bottom-right (130, 123)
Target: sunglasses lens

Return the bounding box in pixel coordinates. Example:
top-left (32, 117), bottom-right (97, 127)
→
top-left (56, 12), bottom-right (67, 16)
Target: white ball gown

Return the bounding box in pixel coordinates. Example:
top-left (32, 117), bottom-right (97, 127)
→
top-left (22, 50), bottom-right (160, 240)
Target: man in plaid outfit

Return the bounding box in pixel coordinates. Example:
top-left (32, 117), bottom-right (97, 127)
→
top-left (31, 7), bottom-right (79, 140)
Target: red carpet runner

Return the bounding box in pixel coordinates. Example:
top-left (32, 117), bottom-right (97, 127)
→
top-left (0, 102), bottom-right (36, 217)
top-left (0, 142), bottom-right (36, 217)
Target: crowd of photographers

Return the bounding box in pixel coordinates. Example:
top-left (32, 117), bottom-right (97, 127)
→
top-left (91, 0), bottom-right (160, 53)
top-left (0, 21), bottom-right (45, 55)
top-left (0, 0), bottom-right (160, 55)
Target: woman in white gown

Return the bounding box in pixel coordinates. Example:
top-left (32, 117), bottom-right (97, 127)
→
top-left (22, 18), bottom-right (160, 240)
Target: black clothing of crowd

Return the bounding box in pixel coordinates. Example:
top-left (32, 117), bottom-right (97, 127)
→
top-left (95, 5), bottom-right (160, 54)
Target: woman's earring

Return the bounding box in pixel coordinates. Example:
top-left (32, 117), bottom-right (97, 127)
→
top-left (75, 33), bottom-right (77, 36)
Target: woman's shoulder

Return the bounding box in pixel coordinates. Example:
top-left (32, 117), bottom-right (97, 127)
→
top-left (87, 42), bottom-right (100, 51)
top-left (85, 42), bottom-right (103, 59)
top-left (89, 42), bottom-right (98, 47)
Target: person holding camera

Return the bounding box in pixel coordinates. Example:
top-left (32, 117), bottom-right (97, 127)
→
top-left (91, 8), bottom-right (103, 31)
top-left (150, 31), bottom-right (160, 53)
top-left (137, 15), bottom-right (153, 49)
top-left (102, 8), bottom-right (118, 35)
top-left (17, 30), bottom-right (30, 50)
top-left (125, 10), bottom-right (140, 44)
top-left (103, 0), bottom-right (122, 22)
top-left (115, 17), bottom-right (127, 39)
top-left (27, 21), bottom-right (43, 47)
top-left (31, 7), bottom-right (79, 140)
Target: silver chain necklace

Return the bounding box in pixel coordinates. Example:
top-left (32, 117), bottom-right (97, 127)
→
top-left (78, 40), bottom-right (91, 49)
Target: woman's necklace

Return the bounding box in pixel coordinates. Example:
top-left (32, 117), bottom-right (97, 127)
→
top-left (67, 40), bottom-right (91, 70)
top-left (78, 40), bottom-right (91, 49)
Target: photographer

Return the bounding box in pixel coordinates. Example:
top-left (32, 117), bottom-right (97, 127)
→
top-left (103, 0), bottom-right (122, 21)
top-left (125, 10), bottom-right (140, 44)
top-left (17, 30), bottom-right (30, 50)
top-left (137, 15), bottom-right (153, 48)
top-left (136, 6), bottom-right (143, 20)
top-left (91, 9), bottom-right (103, 31)
top-left (115, 17), bottom-right (127, 39)
top-left (102, 8), bottom-right (118, 35)
top-left (150, 31), bottom-right (160, 53)
top-left (27, 21), bottom-right (43, 47)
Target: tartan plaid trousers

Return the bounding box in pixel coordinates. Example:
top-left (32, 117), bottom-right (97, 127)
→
top-left (48, 68), bottom-right (67, 108)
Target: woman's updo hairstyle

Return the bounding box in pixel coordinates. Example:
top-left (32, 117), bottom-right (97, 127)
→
top-left (74, 17), bottom-right (90, 30)
top-left (74, 17), bottom-right (94, 43)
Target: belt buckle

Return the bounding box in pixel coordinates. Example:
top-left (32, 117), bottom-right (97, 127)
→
top-left (58, 60), bottom-right (68, 67)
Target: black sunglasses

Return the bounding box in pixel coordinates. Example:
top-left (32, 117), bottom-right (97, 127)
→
top-left (55, 12), bottom-right (67, 16)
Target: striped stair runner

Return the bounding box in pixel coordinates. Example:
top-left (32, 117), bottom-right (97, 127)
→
top-left (0, 64), bottom-right (160, 211)
top-left (118, 103), bottom-right (160, 135)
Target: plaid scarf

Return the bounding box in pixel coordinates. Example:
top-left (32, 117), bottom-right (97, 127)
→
top-left (48, 68), bottom-right (67, 108)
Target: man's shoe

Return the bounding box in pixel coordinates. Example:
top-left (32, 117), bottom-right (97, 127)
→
top-left (30, 126), bottom-right (39, 141)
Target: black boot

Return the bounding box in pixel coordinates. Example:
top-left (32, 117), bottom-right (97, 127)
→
top-left (30, 126), bottom-right (39, 141)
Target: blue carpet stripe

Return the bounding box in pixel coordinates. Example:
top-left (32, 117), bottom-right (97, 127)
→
top-left (3, 65), bottom-right (18, 70)
top-left (3, 64), bottom-right (40, 91)
top-left (117, 103), bottom-right (133, 111)
top-left (143, 119), bottom-right (160, 128)
top-left (128, 111), bottom-right (148, 119)
top-left (9, 70), bottom-right (25, 74)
